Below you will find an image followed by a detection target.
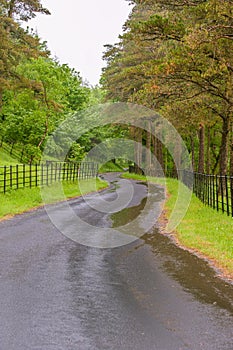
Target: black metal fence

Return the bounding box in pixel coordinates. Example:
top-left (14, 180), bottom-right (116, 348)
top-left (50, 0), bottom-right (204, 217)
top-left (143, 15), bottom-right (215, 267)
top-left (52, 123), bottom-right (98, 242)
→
top-left (193, 172), bottom-right (233, 217)
top-left (0, 162), bottom-right (99, 193)
top-left (0, 136), bottom-right (40, 164)
top-left (179, 170), bottom-right (233, 217)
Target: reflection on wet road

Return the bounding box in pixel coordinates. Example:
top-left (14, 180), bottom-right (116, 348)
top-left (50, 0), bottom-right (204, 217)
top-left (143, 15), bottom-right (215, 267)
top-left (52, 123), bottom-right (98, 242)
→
top-left (0, 174), bottom-right (232, 349)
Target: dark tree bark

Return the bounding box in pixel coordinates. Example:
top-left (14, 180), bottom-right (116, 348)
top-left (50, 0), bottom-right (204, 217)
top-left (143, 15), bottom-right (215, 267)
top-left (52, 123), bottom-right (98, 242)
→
top-left (190, 135), bottom-right (195, 171)
top-left (219, 117), bottom-right (230, 176)
top-left (198, 123), bottom-right (205, 173)
top-left (229, 123), bottom-right (233, 176)
top-left (133, 126), bottom-right (143, 174)
top-left (206, 126), bottom-right (211, 174)
top-left (156, 138), bottom-right (164, 176)
top-left (145, 120), bottom-right (152, 170)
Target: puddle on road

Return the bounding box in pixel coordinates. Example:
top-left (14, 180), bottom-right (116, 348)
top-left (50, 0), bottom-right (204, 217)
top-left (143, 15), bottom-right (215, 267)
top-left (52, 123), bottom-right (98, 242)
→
top-left (142, 230), bottom-right (233, 314)
top-left (108, 178), bottom-right (233, 314)
top-left (110, 181), bottom-right (164, 228)
top-left (111, 197), bottom-right (147, 227)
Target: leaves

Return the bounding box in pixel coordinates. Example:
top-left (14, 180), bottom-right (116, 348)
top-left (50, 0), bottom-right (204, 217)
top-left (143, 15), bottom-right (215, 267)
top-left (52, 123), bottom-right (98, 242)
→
top-left (102, 0), bottom-right (233, 174)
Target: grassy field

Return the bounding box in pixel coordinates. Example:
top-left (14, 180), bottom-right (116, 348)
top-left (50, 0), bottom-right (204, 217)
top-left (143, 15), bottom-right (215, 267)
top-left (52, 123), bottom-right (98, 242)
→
top-left (123, 173), bottom-right (233, 278)
top-left (0, 178), bottom-right (108, 220)
top-left (0, 148), bottom-right (18, 165)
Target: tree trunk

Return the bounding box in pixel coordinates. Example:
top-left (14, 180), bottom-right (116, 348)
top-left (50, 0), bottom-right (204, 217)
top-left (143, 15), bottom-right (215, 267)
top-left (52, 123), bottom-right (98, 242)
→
top-left (151, 129), bottom-right (157, 176)
top-left (145, 120), bottom-right (152, 171)
top-left (173, 136), bottom-right (181, 178)
top-left (229, 123), bottom-right (233, 176)
top-left (198, 123), bottom-right (205, 173)
top-left (219, 117), bottom-right (230, 176)
top-left (134, 127), bottom-right (143, 174)
top-left (206, 126), bottom-right (211, 174)
top-left (190, 135), bottom-right (195, 171)
top-left (156, 138), bottom-right (164, 176)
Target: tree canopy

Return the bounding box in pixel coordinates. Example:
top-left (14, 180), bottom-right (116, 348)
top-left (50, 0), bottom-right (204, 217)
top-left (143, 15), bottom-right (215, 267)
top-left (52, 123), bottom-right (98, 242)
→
top-left (0, 0), bottom-right (96, 162)
top-left (102, 0), bottom-right (233, 175)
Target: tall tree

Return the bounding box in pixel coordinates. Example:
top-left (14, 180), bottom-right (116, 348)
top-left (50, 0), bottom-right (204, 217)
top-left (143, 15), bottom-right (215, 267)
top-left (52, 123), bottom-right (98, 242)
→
top-left (0, 0), bottom-right (50, 107)
top-left (102, 0), bottom-right (233, 175)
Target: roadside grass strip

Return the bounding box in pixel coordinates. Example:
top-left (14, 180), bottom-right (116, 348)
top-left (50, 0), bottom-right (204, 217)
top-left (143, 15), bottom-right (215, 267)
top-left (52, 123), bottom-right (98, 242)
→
top-left (0, 178), bottom-right (108, 220)
top-left (122, 173), bottom-right (233, 278)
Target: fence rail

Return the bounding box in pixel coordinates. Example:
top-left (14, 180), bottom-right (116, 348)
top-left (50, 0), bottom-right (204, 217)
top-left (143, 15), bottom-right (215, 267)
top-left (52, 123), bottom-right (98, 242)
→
top-left (0, 136), bottom-right (41, 164)
top-left (180, 170), bottom-right (233, 217)
top-left (0, 162), bottom-right (99, 193)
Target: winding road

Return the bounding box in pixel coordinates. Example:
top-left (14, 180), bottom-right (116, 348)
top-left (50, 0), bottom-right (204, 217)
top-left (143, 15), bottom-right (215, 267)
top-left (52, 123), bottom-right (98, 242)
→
top-left (0, 174), bottom-right (232, 350)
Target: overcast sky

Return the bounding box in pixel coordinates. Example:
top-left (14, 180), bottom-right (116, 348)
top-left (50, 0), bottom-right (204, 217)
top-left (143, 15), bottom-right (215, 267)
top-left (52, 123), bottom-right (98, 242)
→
top-left (27, 0), bottom-right (133, 86)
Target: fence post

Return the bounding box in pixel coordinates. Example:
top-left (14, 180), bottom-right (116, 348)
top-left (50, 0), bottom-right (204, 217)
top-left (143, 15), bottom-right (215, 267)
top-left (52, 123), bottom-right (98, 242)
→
top-left (66, 163), bottom-right (69, 181)
top-left (72, 163), bottom-right (75, 182)
top-left (41, 163), bottom-right (44, 186)
top-left (220, 176), bottom-right (224, 213)
top-left (50, 162), bottom-right (53, 185)
top-left (212, 174), bottom-right (214, 208)
top-left (29, 164), bottom-right (32, 188)
top-left (230, 176), bottom-right (233, 217)
top-left (35, 164), bottom-right (38, 187)
top-left (59, 163), bottom-right (62, 182)
top-left (225, 175), bottom-right (230, 216)
top-left (202, 173), bottom-right (205, 203)
top-left (22, 164), bottom-right (25, 187)
top-left (216, 175), bottom-right (219, 211)
top-left (16, 164), bottom-right (19, 189)
top-left (208, 175), bottom-right (211, 205)
top-left (46, 163), bottom-right (49, 186)
top-left (3, 166), bottom-right (7, 193)
top-left (54, 162), bottom-right (57, 182)
top-left (10, 165), bottom-right (12, 189)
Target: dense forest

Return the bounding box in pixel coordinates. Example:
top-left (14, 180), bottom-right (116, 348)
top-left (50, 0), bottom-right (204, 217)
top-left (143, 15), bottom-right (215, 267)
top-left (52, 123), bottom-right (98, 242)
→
top-left (102, 0), bottom-right (233, 176)
top-left (1, 0), bottom-right (233, 176)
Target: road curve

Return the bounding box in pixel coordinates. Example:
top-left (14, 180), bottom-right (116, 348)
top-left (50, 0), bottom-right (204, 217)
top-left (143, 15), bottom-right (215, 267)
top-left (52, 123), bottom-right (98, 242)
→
top-left (0, 174), bottom-right (232, 350)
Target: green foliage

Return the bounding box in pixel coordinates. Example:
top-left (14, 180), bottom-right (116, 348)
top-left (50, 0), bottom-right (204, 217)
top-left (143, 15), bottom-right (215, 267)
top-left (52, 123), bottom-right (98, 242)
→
top-left (0, 57), bottom-right (91, 152)
top-left (0, 0), bottom-right (50, 101)
top-left (66, 143), bottom-right (86, 162)
top-left (98, 161), bottom-right (125, 173)
top-left (0, 1), bottom-right (93, 165)
top-left (102, 0), bottom-right (233, 175)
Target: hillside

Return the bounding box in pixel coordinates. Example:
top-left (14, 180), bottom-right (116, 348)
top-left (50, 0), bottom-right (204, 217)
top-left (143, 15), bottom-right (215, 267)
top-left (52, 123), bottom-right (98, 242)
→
top-left (0, 148), bottom-right (19, 166)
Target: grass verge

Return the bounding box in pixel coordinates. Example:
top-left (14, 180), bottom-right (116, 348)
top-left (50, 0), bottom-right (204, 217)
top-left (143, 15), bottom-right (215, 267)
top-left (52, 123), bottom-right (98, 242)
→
top-left (0, 178), bottom-right (108, 220)
top-left (122, 173), bottom-right (233, 279)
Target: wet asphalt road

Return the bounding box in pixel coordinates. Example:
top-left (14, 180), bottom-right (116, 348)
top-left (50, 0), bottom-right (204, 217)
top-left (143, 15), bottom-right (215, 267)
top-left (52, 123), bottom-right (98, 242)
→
top-left (0, 174), bottom-right (233, 350)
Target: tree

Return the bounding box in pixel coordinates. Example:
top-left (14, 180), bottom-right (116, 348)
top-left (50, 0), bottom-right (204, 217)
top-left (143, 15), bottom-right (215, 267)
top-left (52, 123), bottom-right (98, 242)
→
top-left (0, 0), bottom-right (50, 107)
top-left (1, 57), bottom-right (90, 157)
top-left (102, 0), bottom-right (233, 175)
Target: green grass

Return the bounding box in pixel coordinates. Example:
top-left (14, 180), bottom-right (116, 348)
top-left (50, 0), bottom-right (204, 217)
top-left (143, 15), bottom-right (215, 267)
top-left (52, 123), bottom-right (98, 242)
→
top-left (0, 178), bottom-right (108, 220)
top-left (99, 161), bottom-right (125, 173)
top-left (0, 148), bottom-right (18, 165)
top-left (122, 173), bottom-right (233, 277)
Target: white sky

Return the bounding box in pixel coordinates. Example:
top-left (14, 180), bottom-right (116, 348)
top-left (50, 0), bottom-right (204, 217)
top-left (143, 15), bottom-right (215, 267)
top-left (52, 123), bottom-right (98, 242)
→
top-left (27, 0), bottom-right (133, 86)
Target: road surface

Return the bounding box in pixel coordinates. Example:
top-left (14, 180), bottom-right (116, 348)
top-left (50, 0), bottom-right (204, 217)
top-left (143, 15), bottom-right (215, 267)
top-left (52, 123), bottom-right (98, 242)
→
top-left (0, 174), bottom-right (232, 350)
